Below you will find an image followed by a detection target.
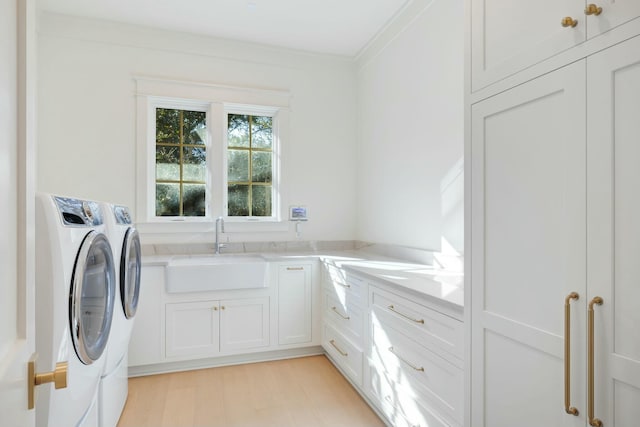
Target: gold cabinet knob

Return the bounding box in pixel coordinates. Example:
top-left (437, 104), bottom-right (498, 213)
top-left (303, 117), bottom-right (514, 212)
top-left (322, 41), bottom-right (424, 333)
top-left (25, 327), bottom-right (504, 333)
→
top-left (28, 354), bottom-right (68, 410)
top-left (585, 4), bottom-right (603, 16)
top-left (561, 17), bottom-right (579, 28)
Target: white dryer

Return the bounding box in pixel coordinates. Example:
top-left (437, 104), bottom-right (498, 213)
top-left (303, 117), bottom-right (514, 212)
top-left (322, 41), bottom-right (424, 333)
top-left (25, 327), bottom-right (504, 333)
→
top-left (99, 203), bottom-right (141, 427)
top-left (35, 193), bottom-right (117, 427)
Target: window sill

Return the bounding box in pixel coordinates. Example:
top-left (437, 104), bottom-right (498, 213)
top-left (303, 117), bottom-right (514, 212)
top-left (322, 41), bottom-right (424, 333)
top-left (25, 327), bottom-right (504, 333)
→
top-left (136, 219), bottom-right (289, 235)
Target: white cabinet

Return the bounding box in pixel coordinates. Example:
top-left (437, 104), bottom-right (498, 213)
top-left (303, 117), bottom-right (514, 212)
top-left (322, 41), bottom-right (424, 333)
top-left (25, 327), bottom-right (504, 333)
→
top-left (367, 285), bottom-right (464, 427)
top-left (165, 300), bottom-right (219, 358)
top-left (586, 35), bottom-right (640, 426)
top-left (219, 297), bottom-right (269, 352)
top-left (165, 297), bottom-right (269, 359)
top-left (470, 0), bottom-right (640, 91)
top-left (128, 265), bottom-right (164, 366)
top-left (277, 264), bottom-right (312, 345)
top-left (469, 34), bottom-right (640, 427)
top-left (321, 265), bottom-right (367, 386)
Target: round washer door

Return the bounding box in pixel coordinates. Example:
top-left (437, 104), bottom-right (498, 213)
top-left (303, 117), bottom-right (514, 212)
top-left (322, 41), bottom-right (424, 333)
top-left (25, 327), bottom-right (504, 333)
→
top-left (120, 227), bottom-right (141, 319)
top-left (70, 231), bottom-right (116, 365)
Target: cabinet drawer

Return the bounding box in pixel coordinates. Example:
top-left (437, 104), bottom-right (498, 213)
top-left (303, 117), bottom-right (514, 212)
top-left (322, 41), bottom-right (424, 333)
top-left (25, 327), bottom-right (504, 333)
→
top-left (367, 360), bottom-right (452, 427)
top-left (371, 286), bottom-right (463, 363)
top-left (370, 322), bottom-right (463, 425)
top-left (323, 292), bottom-right (364, 347)
top-left (322, 322), bottom-right (363, 386)
top-left (323, 265), bottom-right (367, 307)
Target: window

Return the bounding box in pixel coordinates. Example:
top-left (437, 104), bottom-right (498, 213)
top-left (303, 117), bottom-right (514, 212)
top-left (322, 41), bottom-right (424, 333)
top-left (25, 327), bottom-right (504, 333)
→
top-left (155, 107), bottom-right (208, 217)
top-left (226, 113), bottom-right (274, 217)
top-left (136, 77), bottom-right (290, 231)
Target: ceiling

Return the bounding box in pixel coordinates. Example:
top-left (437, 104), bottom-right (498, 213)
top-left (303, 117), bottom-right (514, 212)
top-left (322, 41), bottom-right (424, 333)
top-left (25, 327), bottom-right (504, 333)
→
top-left (38, 0), bottom-right (412, 57)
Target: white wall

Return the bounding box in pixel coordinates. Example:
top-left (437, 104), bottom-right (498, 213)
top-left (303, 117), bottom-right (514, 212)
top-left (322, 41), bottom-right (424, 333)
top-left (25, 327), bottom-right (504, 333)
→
top-left (37, 13), bottom-right (358, 244)
top-left (356, 0), bottom-right (464, 254)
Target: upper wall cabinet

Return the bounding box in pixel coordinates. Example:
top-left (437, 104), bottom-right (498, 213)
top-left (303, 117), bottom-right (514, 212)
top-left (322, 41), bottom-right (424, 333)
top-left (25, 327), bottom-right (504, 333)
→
top-left (471, 0), bottom-right (640, 91)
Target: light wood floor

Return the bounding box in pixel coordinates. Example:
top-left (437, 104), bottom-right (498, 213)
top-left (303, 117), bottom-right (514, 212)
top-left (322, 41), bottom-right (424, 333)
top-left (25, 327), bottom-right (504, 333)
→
top-left (117, 355), bottom-right (385, 427)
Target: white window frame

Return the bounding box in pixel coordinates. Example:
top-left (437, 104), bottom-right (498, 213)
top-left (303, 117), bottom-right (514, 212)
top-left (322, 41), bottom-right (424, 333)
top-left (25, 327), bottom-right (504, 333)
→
top-left (135, 77), bottom-right (290, 234)
top-left (223, 103), bottom-right (281, 223)
top-left (148, 98), bottom-right (212, 222)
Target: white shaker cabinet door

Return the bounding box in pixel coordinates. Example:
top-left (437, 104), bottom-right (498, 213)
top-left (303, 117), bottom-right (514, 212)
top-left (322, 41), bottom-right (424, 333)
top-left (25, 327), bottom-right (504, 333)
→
top-left (470, 0), bottom-right (585, 91)
top-left (587, 34), bottom-right (640, 427)
top-left (470, 61), bottom-right (586, 427)
top-left (585, 0), bottom-right (640, 39)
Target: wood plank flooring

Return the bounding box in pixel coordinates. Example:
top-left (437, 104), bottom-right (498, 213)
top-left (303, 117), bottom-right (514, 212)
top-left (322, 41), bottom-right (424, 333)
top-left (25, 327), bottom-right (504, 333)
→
top-left (117, 355), bottom-right (385, 427)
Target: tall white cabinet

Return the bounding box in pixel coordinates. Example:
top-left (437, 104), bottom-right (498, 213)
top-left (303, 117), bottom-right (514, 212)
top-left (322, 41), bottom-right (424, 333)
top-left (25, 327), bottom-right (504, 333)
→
top-left (467, 5), bottom-right (640, 426)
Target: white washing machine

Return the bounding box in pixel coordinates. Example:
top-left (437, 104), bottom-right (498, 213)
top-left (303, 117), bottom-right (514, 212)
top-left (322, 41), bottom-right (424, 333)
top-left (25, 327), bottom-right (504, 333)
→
top-left (98, 203), bottom-right (141, 427)
top-left (35, 193), bottom-right (117, 427)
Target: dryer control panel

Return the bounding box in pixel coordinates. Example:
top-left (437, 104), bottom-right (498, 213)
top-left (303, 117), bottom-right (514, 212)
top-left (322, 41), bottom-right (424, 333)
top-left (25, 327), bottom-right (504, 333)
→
top-left (54, 196), bottom-right (104, 226)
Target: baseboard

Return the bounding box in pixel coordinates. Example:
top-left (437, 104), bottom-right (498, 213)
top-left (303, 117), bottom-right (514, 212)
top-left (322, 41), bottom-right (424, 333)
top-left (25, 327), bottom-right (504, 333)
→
top-left (128, 346), bottom-right (324, 377)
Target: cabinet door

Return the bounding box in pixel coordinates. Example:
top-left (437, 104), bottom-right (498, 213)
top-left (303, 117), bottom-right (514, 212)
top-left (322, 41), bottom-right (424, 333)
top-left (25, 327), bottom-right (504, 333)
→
top-left (129, 266), bottom-right (164, 366)
top-left (586, 0), bottom-right (640, 39)
top-left (587, 34), bottom-right (640, 426)
top-left (471, 0), bottom-right (585, 91)
top-left (219, 297), bottom-right (269, 352)
top-left (278, 264), bottom-right (312, 345)
top-left (165, 300), bottom-right (219, 358)
top-left (470, 61), bottom-right (586, 427)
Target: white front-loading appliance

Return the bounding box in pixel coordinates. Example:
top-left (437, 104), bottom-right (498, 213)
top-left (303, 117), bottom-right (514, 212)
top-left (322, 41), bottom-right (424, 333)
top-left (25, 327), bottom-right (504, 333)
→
top-left (98, 203), bottom-right (141, 427)
top-left (35, 193), bottom-right (116, 427)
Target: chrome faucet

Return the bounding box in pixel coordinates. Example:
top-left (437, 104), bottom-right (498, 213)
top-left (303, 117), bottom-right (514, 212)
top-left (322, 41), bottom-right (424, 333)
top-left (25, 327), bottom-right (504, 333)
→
top-left (215, 217), bottom-right (226, 254)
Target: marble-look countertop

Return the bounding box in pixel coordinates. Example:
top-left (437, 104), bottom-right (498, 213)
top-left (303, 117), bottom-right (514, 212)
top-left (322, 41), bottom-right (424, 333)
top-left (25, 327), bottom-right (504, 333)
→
top-left (142, 249), bottom-right (464, 311)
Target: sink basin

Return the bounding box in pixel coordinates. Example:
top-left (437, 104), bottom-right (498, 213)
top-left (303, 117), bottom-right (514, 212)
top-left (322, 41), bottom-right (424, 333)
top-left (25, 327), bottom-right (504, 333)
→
top-left (165, 255), bottom-right (268, 293)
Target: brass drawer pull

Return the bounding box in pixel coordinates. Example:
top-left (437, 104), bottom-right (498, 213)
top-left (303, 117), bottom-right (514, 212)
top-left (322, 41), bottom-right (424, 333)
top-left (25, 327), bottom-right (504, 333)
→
top-left (331, 306), bottom-right (350, 320)
top-left (564, 292), bottom-right (579, 416)
top-left (588, 297), bottom-right (603, 427)
top-left (287, 267), bottom-right (304, 271)
top-left (329, 339), bottom-right (348, 357)
top-left (335, 282), bottom-right (351, 289)
top-left (388, 305), bottom-right (425, 324)
top-left (561, 17), bottom-right (578, 28)
top-left (388, 346), bottom-right (424, 372)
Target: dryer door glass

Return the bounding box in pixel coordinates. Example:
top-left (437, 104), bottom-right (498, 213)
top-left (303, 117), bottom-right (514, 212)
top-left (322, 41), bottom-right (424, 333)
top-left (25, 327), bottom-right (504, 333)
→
top-left (70, 231), bottom-right (116, 365)
top-left (120, 227), bottom-right (141, 319)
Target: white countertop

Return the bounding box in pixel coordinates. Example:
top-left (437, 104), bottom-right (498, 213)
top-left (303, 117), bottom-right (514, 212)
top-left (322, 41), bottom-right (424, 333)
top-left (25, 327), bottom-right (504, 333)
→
top-left (142, 250), bottom-right (464, 310)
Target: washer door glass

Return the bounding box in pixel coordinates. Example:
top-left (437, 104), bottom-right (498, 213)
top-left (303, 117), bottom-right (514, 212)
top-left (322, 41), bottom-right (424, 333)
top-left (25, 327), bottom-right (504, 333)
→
top-left (120, 227), bottom-right (141, 319)
top-left (70, 231), bottom-right (116, 365)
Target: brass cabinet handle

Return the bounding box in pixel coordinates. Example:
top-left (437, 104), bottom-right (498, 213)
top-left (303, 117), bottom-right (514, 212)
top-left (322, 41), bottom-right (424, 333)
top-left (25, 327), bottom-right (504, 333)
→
top-left (331, 306), bottom-right (350, 320)
top-left (329, 339), bottom-right (348, 357)
top-left (287, 267), bottom-right (304, 271)
top-left (213, 306), bottom-right (218, 311)
top-left (585, 4), bottom-right (603, 16)
top-left (335, 282), bottom-right (351, 289)
top-left (388, 305), bottom-right (425, 324)
top-left (588, 296), bottom-right (604, 427)
top-left (221, 305), bottom-right (225, 310)
top-left (564, 292), bottom-right (580, 416)
top-left (388, 346), bottom-right (424, 372)
top-left (561, 17), bottom-right (579, 28)
top-left (28, 354), bottom-right (68, 410)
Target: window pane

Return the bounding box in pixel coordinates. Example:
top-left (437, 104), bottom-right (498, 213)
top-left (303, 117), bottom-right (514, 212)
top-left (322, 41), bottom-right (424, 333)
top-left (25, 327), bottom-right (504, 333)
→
top-left (183, 184), bottom-right (206, 216)
top-left (156, 108), bottom-right (180, 144)
top-left (251, 151), bottom-right (272, 183)
top-left (156, 183), bottom-right (179, 216)
top-left (228, 184), bottom-right (249, 216)
top-left (228, 150), bottom-right (249, 182)
top-left (183, 110), bottom-right (206, 145)
top-left (252, 185), bottom-right (272, 217)
top-left (228, 114), bottom-right (249, 148)
top-left (251, 116), bottom-right (273, 149)
top-left (156, 146), bottom-right (180, 181)
top-left (183, 147), bottom-right (206, 182)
